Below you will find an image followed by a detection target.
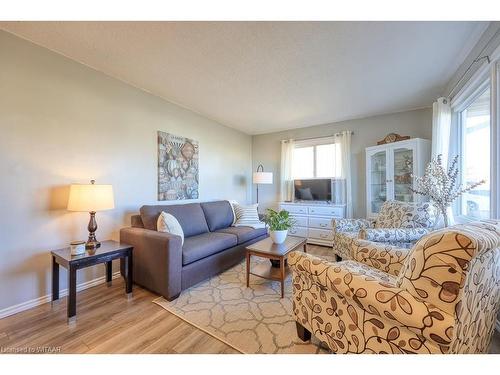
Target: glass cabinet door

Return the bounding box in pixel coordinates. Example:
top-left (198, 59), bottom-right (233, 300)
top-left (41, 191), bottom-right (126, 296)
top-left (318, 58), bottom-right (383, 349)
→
top-left (392, 147), bottom-right (414, 203)
top-left (369, 150), bottom-right (387, 214)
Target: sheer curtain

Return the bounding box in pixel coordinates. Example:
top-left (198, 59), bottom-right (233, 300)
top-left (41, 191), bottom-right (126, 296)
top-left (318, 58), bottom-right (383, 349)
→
top-left (431, 97), bottom-right (454, 226)
top-left (335, 131), bottom-right (353, 218)
top-left (280, 139), bottom-right (295, 201)
top-left (431, 97), bottom-right (452, 167)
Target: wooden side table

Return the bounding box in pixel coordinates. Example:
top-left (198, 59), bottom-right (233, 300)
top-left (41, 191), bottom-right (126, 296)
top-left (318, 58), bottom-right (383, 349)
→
top-left (246, 237), bottom-right (307, 298)
top-left (51, 240), bottom-right (133, 322)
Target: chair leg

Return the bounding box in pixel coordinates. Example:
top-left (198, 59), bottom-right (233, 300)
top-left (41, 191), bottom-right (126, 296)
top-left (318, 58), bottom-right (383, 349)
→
top-left (296, 322), bottom-right (311, 342)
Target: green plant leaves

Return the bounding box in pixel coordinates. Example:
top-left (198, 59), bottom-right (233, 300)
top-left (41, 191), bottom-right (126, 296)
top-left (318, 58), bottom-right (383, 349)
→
top-left (262, 208), bottom-right (296, 231)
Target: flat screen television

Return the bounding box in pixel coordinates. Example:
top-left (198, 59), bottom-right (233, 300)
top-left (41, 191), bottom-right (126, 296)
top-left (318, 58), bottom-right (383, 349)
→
top-left (294, 179), bottom-right (332, 201)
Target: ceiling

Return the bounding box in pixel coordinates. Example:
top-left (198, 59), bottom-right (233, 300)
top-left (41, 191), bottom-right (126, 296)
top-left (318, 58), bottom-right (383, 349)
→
top-left (0, 21), bottom-right (487, 134)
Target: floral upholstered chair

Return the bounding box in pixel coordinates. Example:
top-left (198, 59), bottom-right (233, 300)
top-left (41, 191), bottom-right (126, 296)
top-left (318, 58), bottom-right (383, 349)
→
top-left (332, 200), bottom-right (435, 260)
top-left (289, 220), bottom-right (500, 354)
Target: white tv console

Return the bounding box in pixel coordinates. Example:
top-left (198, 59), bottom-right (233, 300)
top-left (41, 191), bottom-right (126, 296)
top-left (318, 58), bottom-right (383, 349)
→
top-left (279, 201), bottom-right (346, 246)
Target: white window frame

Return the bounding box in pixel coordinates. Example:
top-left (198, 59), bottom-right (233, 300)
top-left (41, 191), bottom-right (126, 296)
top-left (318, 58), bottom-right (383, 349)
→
top-left (455, 81), bottom-right (491, 221)
top-left (451, 43), bottom-right (500, 221)
top-left (292, 137), bottom-right (338, 179)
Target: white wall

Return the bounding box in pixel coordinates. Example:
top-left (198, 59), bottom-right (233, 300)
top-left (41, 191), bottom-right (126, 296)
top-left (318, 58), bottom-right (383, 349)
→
top-left (0, 31), bottom-right (252, 312)
top-left (252, 108), bottom-right (433, 217)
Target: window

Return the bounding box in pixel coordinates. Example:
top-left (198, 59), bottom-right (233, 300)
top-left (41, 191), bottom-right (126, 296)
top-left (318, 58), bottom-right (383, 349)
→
top-left (292, 140), bottom-right (341, 178)
top-left (458, 86), bottom-right (490, 220)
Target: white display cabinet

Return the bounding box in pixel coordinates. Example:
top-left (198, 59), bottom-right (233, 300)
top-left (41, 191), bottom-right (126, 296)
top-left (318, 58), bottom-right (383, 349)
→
top-left (365, 138), bottom-right (431, 218)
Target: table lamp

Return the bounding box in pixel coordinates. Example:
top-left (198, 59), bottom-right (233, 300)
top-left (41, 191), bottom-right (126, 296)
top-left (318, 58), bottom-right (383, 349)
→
top-left (67, 180), bottom-right (115, 250)
top-left (253, 164), bottom-right (273, 204)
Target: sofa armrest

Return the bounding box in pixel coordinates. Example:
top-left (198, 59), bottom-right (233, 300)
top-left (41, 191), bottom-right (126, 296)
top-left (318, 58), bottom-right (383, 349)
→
top-left (359, 228), bottom-right (430, 243)
top-left (288, 252), bottom-right (453, 352)
top-left (351, 238), bottom-right (410, 276)
top-left (332, 218), bottom-right (374, 233)
top-left (120, 227), bottom-right (183, 300)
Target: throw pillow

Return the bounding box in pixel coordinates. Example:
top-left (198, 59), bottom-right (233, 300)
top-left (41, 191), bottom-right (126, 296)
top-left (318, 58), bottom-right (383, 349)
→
top-left (233, 203), bottom-right (265, 228)
top-left (228, 200), bottom-right (239, 225)
top-left (157, 211), bottom-right (184, 245)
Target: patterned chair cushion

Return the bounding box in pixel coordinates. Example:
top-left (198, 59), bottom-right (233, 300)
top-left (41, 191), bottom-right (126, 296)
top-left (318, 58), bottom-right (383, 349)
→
top-left (359, 228), bottom-right (430, 243)
top-left (351, 238), bottom-right (410, 276)
top-left (375, 201), bottom-right (435, 229)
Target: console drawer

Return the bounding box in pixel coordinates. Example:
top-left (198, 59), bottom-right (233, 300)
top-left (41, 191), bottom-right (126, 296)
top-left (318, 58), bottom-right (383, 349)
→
top-left (281, 204), bottom-right (308, 215)
top-left (289, 226), bottom-right (308, 238)
top-left (308, 228), bottom-right (334, 241)
top-left (308, 217), bottom-right (333, 230)
top-left (291, 216), bottom-right (308, 227)
top-left (308, 206), bottom-right (344, 217)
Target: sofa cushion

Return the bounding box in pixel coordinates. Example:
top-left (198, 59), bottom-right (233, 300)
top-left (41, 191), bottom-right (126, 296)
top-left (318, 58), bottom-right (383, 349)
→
top-left (216, 226), bottom-right (268, 244)
top-left (375, 201), bottom-right (435, 229)
top-left (182, 232), bottom-right (238, 265)
top-left (140, 203), bottom-right (209, 237)
top-left (200, 201), bottom-right (234, 232)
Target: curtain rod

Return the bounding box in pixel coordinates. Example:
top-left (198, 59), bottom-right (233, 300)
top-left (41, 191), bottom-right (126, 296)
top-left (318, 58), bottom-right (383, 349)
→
top-left (281, 131), bottom-right (353, 143)
top-left (446, 27), bottom-right (500, 99)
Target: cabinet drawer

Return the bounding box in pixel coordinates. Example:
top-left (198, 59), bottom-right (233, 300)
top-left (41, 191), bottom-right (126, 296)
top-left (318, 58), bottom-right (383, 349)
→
top-left (291, 216), bottom-right (308, 227)
top-left (289, 226), bottom-right (308, 238)
top-left (308, 228), bottom-right (334, 241)
top-left (308, 206), bottom-right (343, 217)
top-left (308, 217), bottom-right (333, 230)
top-left (280, 204), bottom-right (308, 215)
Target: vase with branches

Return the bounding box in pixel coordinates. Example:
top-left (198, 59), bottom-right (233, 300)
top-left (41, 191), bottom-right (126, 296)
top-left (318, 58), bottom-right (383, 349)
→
top-left (410, 154), bottom-right (485, 227)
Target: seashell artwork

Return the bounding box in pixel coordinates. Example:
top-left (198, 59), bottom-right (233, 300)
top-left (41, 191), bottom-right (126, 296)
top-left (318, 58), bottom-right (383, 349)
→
top-left (158, 131), bottom-right (199, 200)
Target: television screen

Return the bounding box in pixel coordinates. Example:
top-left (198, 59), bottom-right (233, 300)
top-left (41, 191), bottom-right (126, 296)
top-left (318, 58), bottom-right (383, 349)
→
top-left (294, 179), bottom-right (332, 201)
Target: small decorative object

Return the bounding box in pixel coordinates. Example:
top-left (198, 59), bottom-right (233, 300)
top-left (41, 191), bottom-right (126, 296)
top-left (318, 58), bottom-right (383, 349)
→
top-left (410, 155), bottom-right (485, 227)
top-left (70, 241), bottom-right (86, 256)
top-left (67, 180), bottom-right (115, 249)
top-left (377, 133), bottom-right (410, 145)
top-left (263, 208), bottom-right (296, 244)
top-left (253, 164), bottom-right (273, 204)
top-left (158, 131), bottom-right (199, 201)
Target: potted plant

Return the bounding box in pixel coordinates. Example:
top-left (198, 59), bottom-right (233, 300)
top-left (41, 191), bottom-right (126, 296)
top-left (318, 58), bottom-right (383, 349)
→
top-left (263, 208), bottom-right (296, 244)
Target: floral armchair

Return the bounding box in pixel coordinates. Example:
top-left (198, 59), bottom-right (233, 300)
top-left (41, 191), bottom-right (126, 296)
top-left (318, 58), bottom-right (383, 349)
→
top-left (332, 200), bottom-right (435, 260)
top-left (289, 220), bottom-right (500, 354)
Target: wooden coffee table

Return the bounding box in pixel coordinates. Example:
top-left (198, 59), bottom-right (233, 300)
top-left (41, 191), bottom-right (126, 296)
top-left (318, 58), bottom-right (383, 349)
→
top-left (246, 236), bottom-right (307, 298)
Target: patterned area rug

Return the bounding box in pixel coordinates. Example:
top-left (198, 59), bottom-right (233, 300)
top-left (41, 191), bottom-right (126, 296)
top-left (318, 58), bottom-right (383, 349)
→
top-left (154, 246), bottom-right (335, 354)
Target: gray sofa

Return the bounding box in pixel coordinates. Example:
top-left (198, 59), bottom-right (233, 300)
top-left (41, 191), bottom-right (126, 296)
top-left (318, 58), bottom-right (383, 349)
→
top-left (119, 200), bottom-right (268, 300)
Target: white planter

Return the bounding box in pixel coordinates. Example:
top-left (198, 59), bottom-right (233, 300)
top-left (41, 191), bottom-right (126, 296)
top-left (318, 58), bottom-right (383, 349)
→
top-left (269, 229), bottom-right (288, 244)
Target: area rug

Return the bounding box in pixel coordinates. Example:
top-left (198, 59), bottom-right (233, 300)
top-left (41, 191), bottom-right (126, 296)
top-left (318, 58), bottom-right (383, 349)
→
top-left (154, 248), bottom-right (335, 354)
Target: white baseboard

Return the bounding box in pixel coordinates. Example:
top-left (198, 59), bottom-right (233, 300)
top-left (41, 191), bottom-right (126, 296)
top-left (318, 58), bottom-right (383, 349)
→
top-left (0, 271), bottom-right (122, 320)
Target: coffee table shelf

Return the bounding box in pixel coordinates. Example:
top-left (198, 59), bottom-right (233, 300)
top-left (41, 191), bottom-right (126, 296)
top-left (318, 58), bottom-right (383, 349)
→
top-left (249, 262), bottom-right (292, 281)
top-left (245, 236), bottom-right (307, 298)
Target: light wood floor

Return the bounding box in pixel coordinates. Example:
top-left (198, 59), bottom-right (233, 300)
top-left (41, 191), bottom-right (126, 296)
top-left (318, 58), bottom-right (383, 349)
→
top-left (0, 245), bottom-right (499, 354)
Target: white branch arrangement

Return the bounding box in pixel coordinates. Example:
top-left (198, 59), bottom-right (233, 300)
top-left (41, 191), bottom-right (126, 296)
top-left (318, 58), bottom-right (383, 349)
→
top-left (410, 154), bottom-right (485, 227)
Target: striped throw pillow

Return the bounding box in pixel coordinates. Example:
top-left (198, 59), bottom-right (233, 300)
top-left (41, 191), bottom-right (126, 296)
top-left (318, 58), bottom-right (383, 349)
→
top-left (233, 203), bottom-right (262, 227)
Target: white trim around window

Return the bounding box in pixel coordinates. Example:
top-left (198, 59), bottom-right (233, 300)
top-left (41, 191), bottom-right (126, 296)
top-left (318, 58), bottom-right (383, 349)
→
top-left (451, 43), bottom-right (500, 221)
top-left (491, 61), bottom-right (500, 218)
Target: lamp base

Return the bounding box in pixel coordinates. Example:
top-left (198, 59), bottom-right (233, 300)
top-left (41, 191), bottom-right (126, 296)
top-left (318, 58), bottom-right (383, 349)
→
top-left (85, 240), bottom-right (101, 250)
top-left (86, 211), bottom-right (100, 252)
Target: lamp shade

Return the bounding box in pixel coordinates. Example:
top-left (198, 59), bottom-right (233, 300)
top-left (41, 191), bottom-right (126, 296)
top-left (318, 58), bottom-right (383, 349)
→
top-left (253, 172), bottom-right (273, 184)
top-left (67, 183), bottom-right (115, 212)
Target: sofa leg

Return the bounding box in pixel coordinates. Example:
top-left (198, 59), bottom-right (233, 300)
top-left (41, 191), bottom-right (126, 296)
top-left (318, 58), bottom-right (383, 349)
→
top-left (166, 293), bottom-right (181, 301)
top-left (296, 322), bottom-right (311, 342)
